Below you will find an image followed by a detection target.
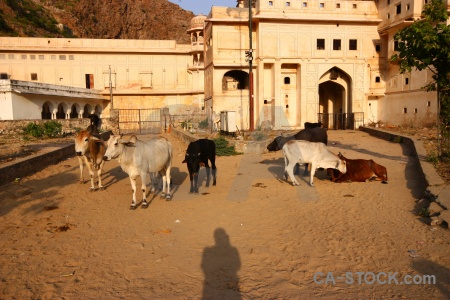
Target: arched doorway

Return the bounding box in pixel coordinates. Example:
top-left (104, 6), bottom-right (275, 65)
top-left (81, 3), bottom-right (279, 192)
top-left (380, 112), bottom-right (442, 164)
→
top-left (318, 67), bottom-right (352, 129)
top-left (70, 104), bottom-right (79, 119)
top-left (83, 104), bottom-right (93, 118)
top-left (222, 70), bottom-right (248, 91)
top-left (56, 103), bottom-right (66, 119)
top-left (41, 102), bottom-right (52, 119)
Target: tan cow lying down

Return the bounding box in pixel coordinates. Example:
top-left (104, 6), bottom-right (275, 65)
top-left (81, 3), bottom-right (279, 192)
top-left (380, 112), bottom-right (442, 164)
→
top-left (74, 129), bottom-right (106, 191)
top-left (328, 153), bottom-right (388, 183)
top-left (282, 140), bottom-right (347, 187)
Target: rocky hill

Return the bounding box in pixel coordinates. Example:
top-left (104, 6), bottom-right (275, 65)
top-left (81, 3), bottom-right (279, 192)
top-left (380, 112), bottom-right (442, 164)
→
top-left (0, 0), bottom-right (195, 44)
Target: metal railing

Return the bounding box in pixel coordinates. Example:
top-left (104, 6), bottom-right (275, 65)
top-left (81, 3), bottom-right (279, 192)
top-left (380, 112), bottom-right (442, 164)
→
top-left (318, 112), bottom-right (364, 130)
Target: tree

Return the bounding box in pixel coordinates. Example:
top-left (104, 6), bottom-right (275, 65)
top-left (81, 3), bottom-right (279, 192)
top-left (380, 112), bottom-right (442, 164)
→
top-left (391, 0), bottom-right (450, 155)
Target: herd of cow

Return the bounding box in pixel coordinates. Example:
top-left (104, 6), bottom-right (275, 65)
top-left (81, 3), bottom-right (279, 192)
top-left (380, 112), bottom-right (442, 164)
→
top-left (74, 119), bottom-right (387, 209)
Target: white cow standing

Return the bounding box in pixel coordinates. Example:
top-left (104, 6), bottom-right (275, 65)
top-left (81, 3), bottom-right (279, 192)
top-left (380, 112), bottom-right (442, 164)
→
top-left (282, 140), bottom-right (347, 187)
top-left (103, 134), bottom-right (173, 209)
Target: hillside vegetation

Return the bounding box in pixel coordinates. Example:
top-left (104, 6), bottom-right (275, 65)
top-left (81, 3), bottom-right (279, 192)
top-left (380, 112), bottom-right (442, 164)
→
top-left (0, 0), bottom-right (194, 43)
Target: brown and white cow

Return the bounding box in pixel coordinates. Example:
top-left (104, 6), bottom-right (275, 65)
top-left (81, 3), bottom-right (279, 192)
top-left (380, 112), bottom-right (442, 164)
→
top-left (282, 140), bottom-right (346, 187)
top-left (328, 153), bottom-right (388, 183)
top-left (74, 129), bottom-right (106, 191)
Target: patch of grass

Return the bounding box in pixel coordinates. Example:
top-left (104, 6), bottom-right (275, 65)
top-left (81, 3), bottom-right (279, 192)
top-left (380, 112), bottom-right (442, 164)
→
top-left (427, 153), bottom-right (439, 166)
top-left (390, 135), bottom-right (403, 143)
top-left (198, 119), bottom-right (209, 129)
top-left (418, 207), bottom-right (430, 218)
top-left (213, 136), bottom-right (242, 156)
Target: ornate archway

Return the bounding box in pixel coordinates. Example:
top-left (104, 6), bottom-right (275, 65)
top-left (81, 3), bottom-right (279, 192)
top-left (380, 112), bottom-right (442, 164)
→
top-left (318, 67), bottom-right (352, 129)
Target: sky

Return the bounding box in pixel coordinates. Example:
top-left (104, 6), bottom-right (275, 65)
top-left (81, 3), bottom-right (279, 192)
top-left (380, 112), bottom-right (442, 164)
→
top-left (168, 0), bottom-right (237, 16)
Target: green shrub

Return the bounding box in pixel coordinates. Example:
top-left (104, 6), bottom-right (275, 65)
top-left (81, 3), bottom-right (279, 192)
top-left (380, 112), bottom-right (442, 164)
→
top-left (199, 119), bottom-right (209, 129)
top-left (251, 131), bottom-right (266, 141)
top-left (23, 122), bottom-right (43, 137)
top-left (43, 120), bottom-right (62, 137)
top-left (213, 136), bottom-right (241, 156)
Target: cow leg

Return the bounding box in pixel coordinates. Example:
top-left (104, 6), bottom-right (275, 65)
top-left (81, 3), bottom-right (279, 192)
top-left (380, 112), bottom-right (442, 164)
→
top-left (97, 160), bottom-right (105, 190)
top-left (205, 167), bottom-right (211, 187)
top-left (285, 161), bottom-right (300, 186)
top-left (77, 156), bottom-right (85, 183)
top-left (309, 162), bottom-right (317, 187)
top-left (129, 175), bottom-right (139, 209)
top-left (303, 163), bottom-right (309, 176)
top-left (189, 173), bottom-right (195, 194)
top-left (193, 173), bottom-right (199, 194)
top-left (161, 167), bottom-right (171, 200)
top-left (212, 168), bottom-right (217, 186)
top-left (141, 172), bottom-right (149, 208)
top-left (85, 160), bottom-right (97, 191)
top-left (149, 173), bottom-right (158, 193)
top-left (211, 157), bottom-right (217, 186)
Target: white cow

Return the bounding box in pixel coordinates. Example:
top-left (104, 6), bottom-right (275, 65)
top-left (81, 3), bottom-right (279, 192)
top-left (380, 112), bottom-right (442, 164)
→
top-left (103, 134), bottom-right (173, 209)
top-left (282, 140), bottom-right (347, 187)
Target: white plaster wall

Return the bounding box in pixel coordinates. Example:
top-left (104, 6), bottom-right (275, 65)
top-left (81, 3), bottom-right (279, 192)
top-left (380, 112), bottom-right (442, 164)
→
top-left (0, 91), bottom-right (13, 120)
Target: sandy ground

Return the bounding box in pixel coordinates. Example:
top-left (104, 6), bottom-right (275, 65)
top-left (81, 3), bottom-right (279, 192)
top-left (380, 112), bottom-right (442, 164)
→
top-left (0, 130), bottom-right (449, 299)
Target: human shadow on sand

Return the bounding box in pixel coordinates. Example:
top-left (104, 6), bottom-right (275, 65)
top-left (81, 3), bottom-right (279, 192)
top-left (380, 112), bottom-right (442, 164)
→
top-left (201, 228), bottom-right (241, 300)
top-left (411, 257), bottom-right (450, 298)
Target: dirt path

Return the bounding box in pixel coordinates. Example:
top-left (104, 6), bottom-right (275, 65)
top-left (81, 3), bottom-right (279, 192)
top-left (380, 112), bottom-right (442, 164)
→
top-left (0, 130), bottom-right (449, 299)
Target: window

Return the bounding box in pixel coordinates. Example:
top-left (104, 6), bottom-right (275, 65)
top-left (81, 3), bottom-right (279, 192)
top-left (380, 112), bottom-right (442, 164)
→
top-left (21, 55), bottom-right (27, 59)
top-left (59, 55), bottom-right (66, 60)
top-left (387, 13), bottom-right (390, 19)
top-left (319, 3), bottom-right (324, 8)
top-left (375, 76), bottom-right (381, 83)
top-left (406, 4), bottom-right (410, 10)
top-left (394, 40), bottom-right (400, 51)
top-left (8, 54), bottom-right (14, 59)
top-left (69, 55), bottom-right (74, 60)
top-left (349, 39), bottom-right (357, 50)
top-left (0, 54), bottom-right (5, 59)
top-left (336, 3), bottom-right (340, 8)
top-left (403, 107), bottom-right (407, 113)
top-left (405, 78), bottom-right (409, 85)
top-left (85, 74), bottom-right (94, 89)
top-left (353, 4), bottom-right (357, 8)
top-left (427, 101), bottom-right (431, 107)
top-left (286, 1), bottom-right (291, 6)
top-left (396, 4), bottom-right (401, 14)
top-left (0, 73), bottom-right (8, 79)
top-left (333, 39), bottom-right (341, 50)
top-left (375, 44), bottom-right (381, 52)
top-left (414, 108), bottom-right (418, 113)
top-left (284, 77), bottom-right (290, 84)
top-left (30, 55), bottom-right (36, 60)
top-left (303, 2), bottom-right (307, 7)
top-left (31, 73), bottom-right (38, 80)
top-left (39, 55), bottom-right (45, 60)
top-left (317, 39), bottom-right (325, 50)
top-left (51, 55), bottom-right (56, 60)
top-left (269, 1), bottom-right (273, 6)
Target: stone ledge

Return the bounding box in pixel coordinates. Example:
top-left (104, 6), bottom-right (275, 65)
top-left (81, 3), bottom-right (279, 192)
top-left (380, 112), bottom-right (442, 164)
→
top-left (361, 126), bottom-right (449, 228)
top-left (0, 131), bottom-right (111, 186)
top-left (171, 127), bottom-right (270, 155)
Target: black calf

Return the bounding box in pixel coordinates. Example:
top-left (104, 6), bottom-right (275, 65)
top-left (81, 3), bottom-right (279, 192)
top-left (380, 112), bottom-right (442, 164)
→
top-left (182, 139), bottom-right (217, 194)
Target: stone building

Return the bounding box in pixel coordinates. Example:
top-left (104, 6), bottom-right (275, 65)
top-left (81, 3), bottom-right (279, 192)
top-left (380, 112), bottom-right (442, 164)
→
top-left (0, 0), bottom-right (447, 130)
